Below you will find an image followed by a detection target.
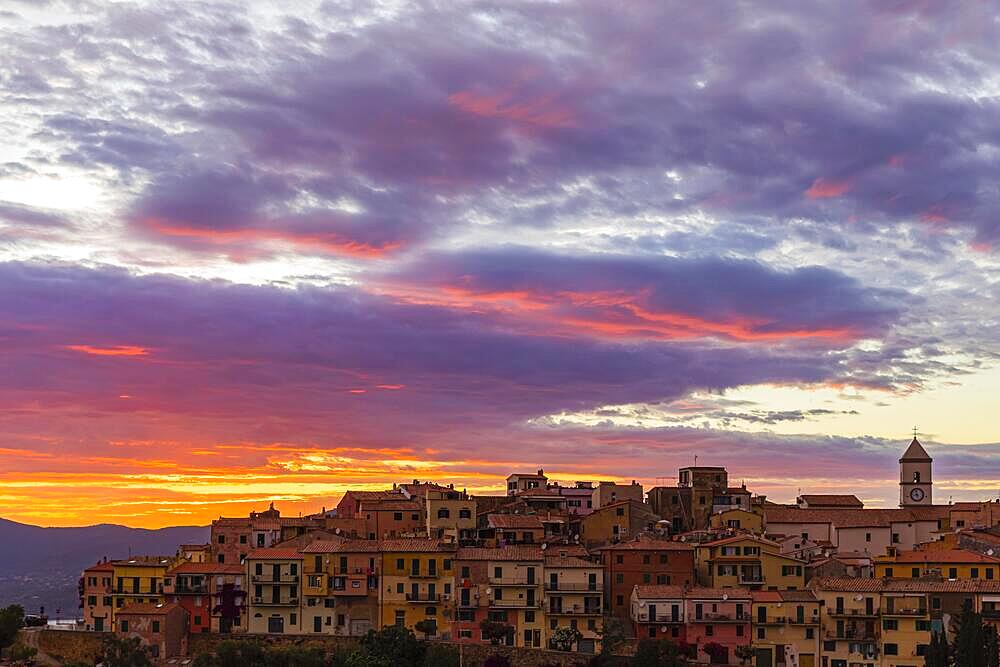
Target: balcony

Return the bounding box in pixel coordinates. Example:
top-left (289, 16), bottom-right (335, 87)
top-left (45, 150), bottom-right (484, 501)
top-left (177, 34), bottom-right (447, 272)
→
top-left (788, 616), bottom-right (819, 625)
top-left (824, 629), bottom-right (877, 642)
top-left (544, 582), bottom-right (603, 592)
top-left (172, 584), bottom-right (209, 595)
top-left (758, 616), bottom-right (786, 625)
top-left (405, 593), bottom-right (442, 603)
top-left (882, 607), bottom-right (927, 617)
top-left (408, 572), bottom-right (441, 579)
top-left (639, 615), bottom-right (684, 624)
top-left (738, 576), bottom-right (764, 585)
top-left (489, 577), bottom-right (539, 587)
top-left (548, 604), bottom-right (602, 616)
top-left (251, 597), bottom-right (299, 606)
top-left (982, 609), bottom-right (1000, 619)
top-left (829, 608), bottom-right (879, 618)
top-left (251, 574), bottom-right (299, 584)
top-left (489, 598), bottom-right (541, 609)
top-left (693, 612), bottom-right (750, 623)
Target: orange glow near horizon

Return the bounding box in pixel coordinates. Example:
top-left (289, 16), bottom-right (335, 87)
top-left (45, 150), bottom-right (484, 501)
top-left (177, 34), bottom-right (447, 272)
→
top-left (64, 344), bottom-right (151, 357)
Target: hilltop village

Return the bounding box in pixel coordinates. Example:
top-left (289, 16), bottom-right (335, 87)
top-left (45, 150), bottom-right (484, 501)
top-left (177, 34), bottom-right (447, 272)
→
top-left (78, 437), bottom-right (1000, 666)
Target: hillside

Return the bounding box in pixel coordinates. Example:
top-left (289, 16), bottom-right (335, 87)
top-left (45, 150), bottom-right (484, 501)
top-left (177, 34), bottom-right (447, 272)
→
top-left (0, 517), bottom-right (208, 617)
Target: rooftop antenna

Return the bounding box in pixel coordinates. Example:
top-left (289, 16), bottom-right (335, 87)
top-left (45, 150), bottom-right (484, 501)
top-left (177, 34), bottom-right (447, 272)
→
top-left (913, 426), bottom-right (919, 439)
top-left (694, 455), bottom-right (698, 467)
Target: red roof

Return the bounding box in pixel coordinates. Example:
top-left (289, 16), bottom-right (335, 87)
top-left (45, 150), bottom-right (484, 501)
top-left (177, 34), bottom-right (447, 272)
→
top-left (168, 562), bottom-right (244, 575)
top-left (596, 536), bottom-right (694, 552)
top-left (634, 585), bottom-right (752, 600)
top-left (879, 548), bottom-right (1000, 564)
top-left (544, 555), bottom-right (598, 568)
top-left (487, 514), bottom-right (544, 530)
top-left (117, 602), bottom-right (184, 616)
top-left (812, 577), bottom-right (1000, 593)
top-left (245, 548), bottom-right (303, 560)
top-left (798, 494), bottom-right (863, 507)
top-left (85, 561), bottom-right (115, 572)
top-left (376, 539), bottom-right (457, 553)
top-left (765, 507), bottom-right (948, 528)
top-left (301, 539), bottom-right (382, 554)
top-left (456, 546), bottom-right (544, 561)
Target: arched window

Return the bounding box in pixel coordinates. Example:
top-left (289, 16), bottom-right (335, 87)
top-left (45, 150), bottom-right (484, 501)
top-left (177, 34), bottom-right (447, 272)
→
top-left (913, 471), bottom-right (921, 483)
top-left (437, 508), bottom-right (450, 519)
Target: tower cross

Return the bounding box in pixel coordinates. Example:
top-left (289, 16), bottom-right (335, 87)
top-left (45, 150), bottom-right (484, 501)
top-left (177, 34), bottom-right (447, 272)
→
top-left (912, 426), bottom-right (919, 439)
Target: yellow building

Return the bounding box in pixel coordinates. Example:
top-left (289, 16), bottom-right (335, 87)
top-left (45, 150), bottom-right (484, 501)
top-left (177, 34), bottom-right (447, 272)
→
top-left (379, 539), bottom-right (457, 638)
top-left (300, 539), bottom-right (380, 636)
top-left (697, 534), bottom-right (806, 590)
top-left (874, 547), bottom-right (1000, 581)
top-left (750, 590), bottom-right (820, 667)
top-left (810, 578), bottom-right (882, 666)
top-left (543, 552), bottom-right (603, 654)
top-left (710, 508), bottom-right (764, 533)
top-left (112, 556), bottom-right (175, 618)
top-left (424, 488), bottom-right (476, 542)
top-left (246, 548), bottom-right (304, 634)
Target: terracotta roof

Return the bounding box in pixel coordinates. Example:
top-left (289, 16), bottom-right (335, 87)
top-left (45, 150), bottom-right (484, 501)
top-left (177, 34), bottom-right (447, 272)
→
top-left (751, 591), bottom-right (782, 602)
top-left (596, 536), bottom-right (694, 552)
top-left (513, 488), bottom-right (565, 498)
top-left (798, 494), bottom-right (863, 507)
top-left (456, 546), bottom-right (544, 561)
top-left (301, 539), bottom-right (383, 554)
top-left (507, 472), bottom-right (547, 479)
top-left (809, 577), bottom-right (885, 592)
top-left (168, 562), bottom-right (244, 575)
top-left (900, 437), bottom-right (932, 462)
top-left (245, 548), bottom-right (303, 560)
top-left (488, 514), bottom-right (544, 530)
top-left (701, 533), bottom-right (780, 548)
top-left (634, 585), bottom-right (752, 600)
top-left (85, 562), bottom-right (115, 572)
top-left (112, 557), bottom-right (174, 567)
top-left (212, 517), bottom-right (251, 527)
top-left (765, 507), bottom-right (946, 528)
top-left (344, 490), bottom-right (405, 500)
top-left (779, 590), bottom-right (818, 602)
top-left (117, 602), bottom-right (184, 616)
top-left (377, 539), bottom-right (457, 553)
top-left (878, 548), bottom-right (1000, 564)
top-left (544, 555), bottom-right (599, 568)
top-left (359, 500), bottom-right (423, 512)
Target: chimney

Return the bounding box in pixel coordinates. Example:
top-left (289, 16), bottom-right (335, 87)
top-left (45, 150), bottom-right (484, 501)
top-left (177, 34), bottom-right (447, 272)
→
top-left (538, 469), bottom-right (544, 476)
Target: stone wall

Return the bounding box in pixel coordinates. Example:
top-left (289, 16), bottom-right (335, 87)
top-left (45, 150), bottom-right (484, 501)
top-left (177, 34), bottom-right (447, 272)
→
top-left (32, 629), bottom-right (105, 664)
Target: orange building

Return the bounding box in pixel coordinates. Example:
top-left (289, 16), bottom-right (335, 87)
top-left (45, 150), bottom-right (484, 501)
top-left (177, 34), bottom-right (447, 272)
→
top-left (80, 560), bottom-right (115, 632)
top-left (598, 536), bottom-right (695, 624)
top-left (116, 602), bottom-right (189, 659)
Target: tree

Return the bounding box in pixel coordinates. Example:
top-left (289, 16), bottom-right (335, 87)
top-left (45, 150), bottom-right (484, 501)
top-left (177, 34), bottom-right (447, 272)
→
top-left (630, 639), bottom-right (687, 667)
top-left (358, 626), bottom-right (426, 667)
top-left (735, 644), bottom-right (754, 666)
top-left (702, 642), bottom-right (728, 664)
top-left (101, 636), bottom-right (153, 667)
top-left (0, 604), bottom-right (25, 650)
top-left (479, 619), bottom-right (514, 645)
top-left (413, 618), bottom-right (438, 640)
top-left (550, 626), bottom-right (584, 652)
top-left (8, 643), bottom-right (37, 662)
top-left (423, 643), bottom-right (460, 667)
top-left (924, 631), bottom-right (950, 667)
top-left (597, 615), bottom-right (627, 657)
top-left (951, 600), bottom-right (1000, 667)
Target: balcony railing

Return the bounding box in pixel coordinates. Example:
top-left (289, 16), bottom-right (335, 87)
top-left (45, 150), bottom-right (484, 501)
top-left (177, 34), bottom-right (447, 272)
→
top-left (882, 607), bottom-right (927, 616)
top-left (829, 608), bottom-right (879, 618)
top-left (251, 574), bottom-right (299, 584)
top-left (490, 598), bottom-right (541, 609)
top-left (982, 609), bottom-right (1000, 619)
top-left (251, 597), bottom-right (299, 606)
top-left (824, 629), bottom-right (878, 642)
top-left (409, 572), bottom-right (440, 579)
top-left (489, 577), bottom-right (539, 587)
top-left (172, 584), bottom-right (208, 594)
top-left (639, 615), bottom-right (684, 624)
top-left (405, 593), bottom-right (442, 603)
top-left (544, 582), bottom-right (602, 592)
top-left (548, 604), bottom-right (602, 616)
top-left (694, 612), bottom-right (750, 623)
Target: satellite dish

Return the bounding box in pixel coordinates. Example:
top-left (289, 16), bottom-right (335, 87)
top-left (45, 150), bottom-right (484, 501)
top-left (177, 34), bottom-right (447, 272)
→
top-left (335, 528), bottom-right (341, 535)
top-left (661, 626), bottom-right (668, 633)
top-left (541, 543), bottom-right (547, 550)
top-left (989, 549), bottom-right (995, 556)
top-left (855, 595), bottom-right (863, 601)
top-left (639, 601), bottom-right (645, 608)
top-left (722, 594), bottom-right (728, 601)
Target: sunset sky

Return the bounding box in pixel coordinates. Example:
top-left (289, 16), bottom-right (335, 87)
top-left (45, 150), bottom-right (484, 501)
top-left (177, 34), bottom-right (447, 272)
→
top-left (2, 1), bottom-right (1000, 528)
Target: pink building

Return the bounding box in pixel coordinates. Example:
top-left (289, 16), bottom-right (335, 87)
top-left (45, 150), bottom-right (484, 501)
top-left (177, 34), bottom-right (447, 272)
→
top-left (116, 602), bottom-right (189, 659)
top-left (631, 585), bottom-right (751, 664)
top-left (79, 560), bottom-right (115, 632)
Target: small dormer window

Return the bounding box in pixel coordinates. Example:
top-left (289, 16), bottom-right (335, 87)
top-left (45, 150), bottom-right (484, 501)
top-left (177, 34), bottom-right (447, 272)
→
top-left (913, 471), bottom-right (921, 483)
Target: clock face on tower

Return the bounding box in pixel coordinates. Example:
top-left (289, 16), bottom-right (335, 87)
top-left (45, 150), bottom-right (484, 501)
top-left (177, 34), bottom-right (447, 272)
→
top-left (910, 487), bottom-right (925, 502)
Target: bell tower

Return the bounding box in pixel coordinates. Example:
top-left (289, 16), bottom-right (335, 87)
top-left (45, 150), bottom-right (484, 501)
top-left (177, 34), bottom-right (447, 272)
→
top-left (899, 432), bottom-right (932, 507)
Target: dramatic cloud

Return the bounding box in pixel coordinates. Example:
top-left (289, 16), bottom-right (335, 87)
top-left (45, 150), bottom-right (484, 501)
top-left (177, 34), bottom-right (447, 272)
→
top-left (2, 1), bottom-right (1000, 524)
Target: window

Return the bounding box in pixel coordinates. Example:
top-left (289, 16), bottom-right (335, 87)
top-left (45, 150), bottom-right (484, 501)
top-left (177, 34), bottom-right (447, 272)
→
top-left (656, 575), bottom-right (669, 584)
top-left (642, 555), bottom-right (651, 564)
top-left (616, 555), bottom-right (623, 564)
top-left (218, 535), bottom-right (226, 544)
top-left (437, 508), bottom-right (450, 519)
top-left (659, 554), bottom-right (668, 564)
top-left (892, 533), bottom-right (900, 544)
top-left (916, 620), bottom-right (931, 631)
top-left (972, 568), bottom-right (980, 579)
top-left (642, 573), bottom-right (651, 583)
top-left (616, 595), bottom-right (624, 606)
top-left (396, 583), bottom-right (404, 593)
top-left (120, 620), bottom-right (129, 632)
top-left (461, 566), bottom-right (470, 578)
top-left (648, 627), bottom-right (656, 638)
top-left (615, 573), bottom-right (624, 584)
top-left (616, 507), bottom-right (624, 517)
top-left (885, 567), bottom-right (893, 577)
top-left (394, 512), bottom-right (403, 521)
top-left (443, 559), bottom-right (452, 571)
top-left (290, 613), bottom-right (297, 625)
top-left (699, 496), bottom-right (706, 505)
top-left (883, 619), bottom-right (898, 630)
top-left (865, 532), bottom-right (871, 542)
top-left (757, 627), bottom-right (765, 639)
top-left (884, 643), bottom-right (898, 656)
top-left (194, 615), bottom-right (201, 625)
top-left (240, 535), bottom-right (247, 544)
top-left (736, 625), bottom-right (743, 637)
top-left (459, 509), bottom-right (471, 519)
top-left (88, 596), bottom-right (96, 606)
top-left (495, 566), bottom-right (503, 579)
top-left (396, 559), bottom-right (405, 570)
top-left (217, 555), bottom-right (225, 564)
top-left (411, 514), bottom-right (420, 520)
top-left (932, 597), bottom-right (941, 609)
top-left (949, 568), bottom-right (958, 579)
top-left (705, 625), bottom-right (714, 637)
top-left (150, 645), bottom-right (159, 658)
top-left (805, 628), bottom-right (814, 639)
top-left (912, 568), bottom-right (920, 577)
